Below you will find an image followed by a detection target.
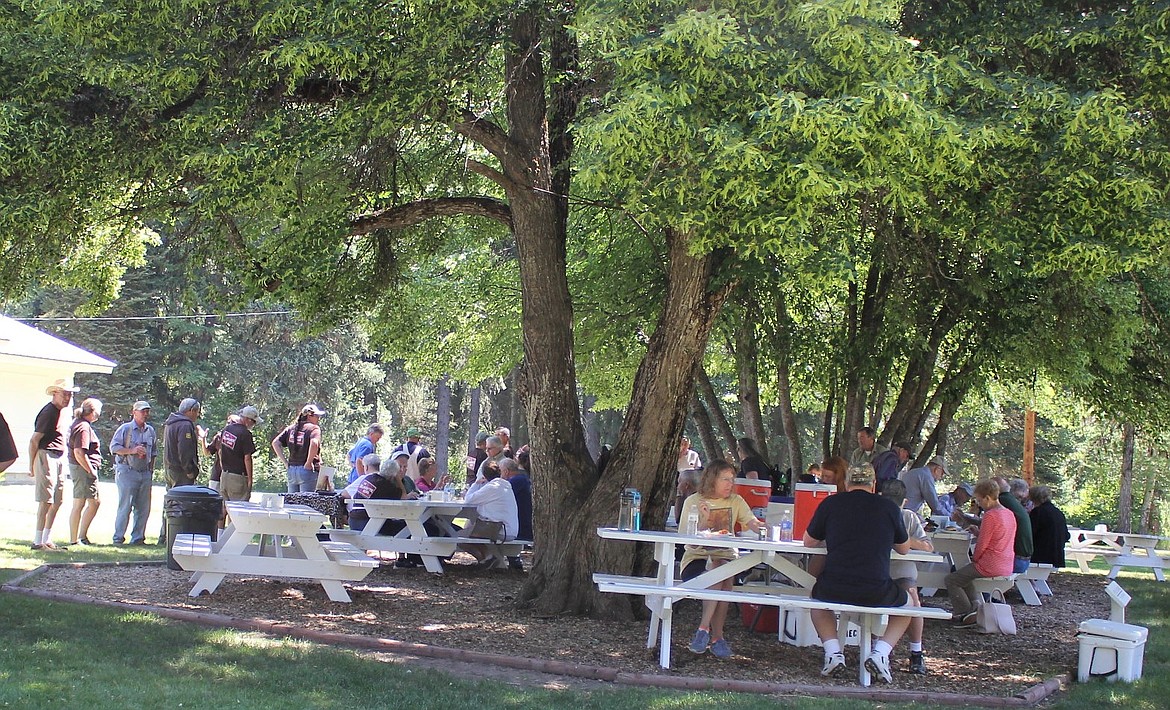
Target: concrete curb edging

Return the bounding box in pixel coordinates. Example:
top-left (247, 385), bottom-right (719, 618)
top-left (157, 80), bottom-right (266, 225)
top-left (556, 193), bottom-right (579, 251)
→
top-left (2, 567), bottom-right (1070, 706)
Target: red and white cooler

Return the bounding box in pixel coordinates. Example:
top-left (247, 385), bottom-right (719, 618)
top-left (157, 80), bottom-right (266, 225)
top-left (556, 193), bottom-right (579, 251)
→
top-left (793, 483), bottom-right (837, 540)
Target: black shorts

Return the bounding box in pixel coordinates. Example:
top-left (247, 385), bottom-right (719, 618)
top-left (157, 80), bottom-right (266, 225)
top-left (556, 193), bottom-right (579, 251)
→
top-left (812, 580), bottom-right (908, 608)
top-left (681, 559), bottom-right (708, 581)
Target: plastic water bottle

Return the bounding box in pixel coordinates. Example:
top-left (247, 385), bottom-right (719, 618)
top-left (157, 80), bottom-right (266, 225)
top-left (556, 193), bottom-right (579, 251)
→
top-left (443, 480), bottom-right (455, 502)
top-left (779, 509), bottom-right (794, 543)
top-left (685, 509), bottom-right (700, 536)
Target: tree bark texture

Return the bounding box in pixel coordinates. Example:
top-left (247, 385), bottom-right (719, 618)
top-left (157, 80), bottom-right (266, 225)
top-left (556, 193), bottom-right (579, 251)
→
top-left (766, 288), bottom-right (802, 476)
top-left (1118, 422), bottom-right (1135, 533)
top-left (521, 228), bottom-right (731, 617)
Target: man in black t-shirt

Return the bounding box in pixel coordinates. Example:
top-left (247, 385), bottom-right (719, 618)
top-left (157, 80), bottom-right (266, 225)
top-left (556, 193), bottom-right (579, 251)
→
top-left (216, 406), bottom-right (261, 502)
top-left (803, 464), bottom-right (913, 684)
top-left (27, 380), bottom-right (78, 550)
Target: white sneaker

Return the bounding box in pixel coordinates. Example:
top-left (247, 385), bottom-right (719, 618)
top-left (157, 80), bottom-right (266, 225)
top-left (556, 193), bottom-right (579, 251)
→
top-left (820, 652), bottom-right (846, 677)
top-left (865, 650), bottom-right (893, 684)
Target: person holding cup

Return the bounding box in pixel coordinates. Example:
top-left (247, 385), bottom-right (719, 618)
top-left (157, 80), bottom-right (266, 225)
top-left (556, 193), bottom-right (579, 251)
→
top-left (110, 401), bottom-right (157, 545)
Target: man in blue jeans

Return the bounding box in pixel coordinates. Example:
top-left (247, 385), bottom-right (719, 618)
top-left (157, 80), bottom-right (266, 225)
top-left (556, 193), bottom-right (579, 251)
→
top-left (110, 401), bottom-right (157, 545)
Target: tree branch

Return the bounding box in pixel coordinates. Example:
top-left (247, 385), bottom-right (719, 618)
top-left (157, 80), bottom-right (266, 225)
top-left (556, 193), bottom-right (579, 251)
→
top-left (350, 196), bottom-right (512, 234)
top-left (450, 109), bottom-right (511, 165)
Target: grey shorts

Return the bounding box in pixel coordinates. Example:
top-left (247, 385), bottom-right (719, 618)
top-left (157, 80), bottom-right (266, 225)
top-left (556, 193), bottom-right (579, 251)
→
top-left (69, 463), bottom-right (99, 500)
top-left (34, 451), bottom-right (68, 504)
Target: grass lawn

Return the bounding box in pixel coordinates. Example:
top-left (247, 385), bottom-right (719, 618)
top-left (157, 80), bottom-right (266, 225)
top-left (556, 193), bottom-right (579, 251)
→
top-left (1, 480), bottom-right (1166, 707)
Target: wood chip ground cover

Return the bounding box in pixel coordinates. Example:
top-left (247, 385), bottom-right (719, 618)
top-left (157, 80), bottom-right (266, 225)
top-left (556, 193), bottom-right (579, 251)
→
top-left (25, 554), bottom-right (1108, 697)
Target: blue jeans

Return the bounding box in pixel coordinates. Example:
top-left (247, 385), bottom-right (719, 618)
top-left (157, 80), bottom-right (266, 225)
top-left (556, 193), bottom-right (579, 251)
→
top-left (114, 466), bottom-right (152, 544)
top-left (286, 465), bottom-right (316, 493)
top-left (1013, 557), bottom-right (1031, 574)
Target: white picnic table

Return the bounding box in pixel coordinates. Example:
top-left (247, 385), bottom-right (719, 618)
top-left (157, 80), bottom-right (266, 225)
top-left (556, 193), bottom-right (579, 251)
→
top-left (1067, 528), bottom-right (1166, 581)
top-left (594, 527), bottom-right (949, 686)
top-left (917, 528), bottom-right (972, 596)
top-left (172, 501), bottom-right (376, 603)
top-left (328, 497), bottom-right (524, 573)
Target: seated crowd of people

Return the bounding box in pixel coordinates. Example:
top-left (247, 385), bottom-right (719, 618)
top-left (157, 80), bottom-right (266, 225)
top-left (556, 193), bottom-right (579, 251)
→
top-left (674, 429), bottom-right (1072, 684)
top-left (339, 425), bottom-right (533, 571)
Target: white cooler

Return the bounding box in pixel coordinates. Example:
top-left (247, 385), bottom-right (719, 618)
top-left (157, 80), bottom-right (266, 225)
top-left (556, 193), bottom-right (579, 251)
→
top-left (1077, 618), bottom-right (1148, 682)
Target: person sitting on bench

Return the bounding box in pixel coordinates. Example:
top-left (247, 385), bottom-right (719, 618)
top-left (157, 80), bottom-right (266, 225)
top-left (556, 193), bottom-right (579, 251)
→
top-left (677, 460), bottom-right (763, 659)
top-left (804, 463), bottom-right (914, 684)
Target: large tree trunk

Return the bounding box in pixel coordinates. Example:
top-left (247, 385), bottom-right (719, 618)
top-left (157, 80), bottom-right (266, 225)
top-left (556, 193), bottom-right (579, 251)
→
top-left (1139, 462), bottom-right (1157, 534)
top-left (521, 227), bottom-right (731, 616)
top-left (1118, 422), bottom-right (1135, 533)
top-left (697, 367), bottom-right (738, 463)
top-left (766, 288), bottom-right (802, 479)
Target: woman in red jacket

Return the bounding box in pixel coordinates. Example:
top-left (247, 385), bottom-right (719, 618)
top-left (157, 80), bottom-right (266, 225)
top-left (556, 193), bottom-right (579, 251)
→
top-left (945, 479), bottom-right (1017, 628)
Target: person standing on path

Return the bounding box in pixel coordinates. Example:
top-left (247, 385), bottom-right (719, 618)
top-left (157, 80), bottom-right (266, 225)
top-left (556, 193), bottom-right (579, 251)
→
top-left (160, 398), bottom-right (205, 544)
top-left (67, 397), bottom-right (104, 545)
top-left (216, 406), bottom-right (261, 502)
top-left (109, 400), bottom-right (157, 545)
top-left (28, 380), bottom-right (78, 550)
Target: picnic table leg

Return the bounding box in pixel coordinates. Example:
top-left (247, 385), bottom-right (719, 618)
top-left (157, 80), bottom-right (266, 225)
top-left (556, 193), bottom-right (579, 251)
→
top-left (1072, 552), bottom-right (1093, 574)
top-left (1016, 578), bottom-right (1042, 606)
top-left (644, 540), bottom-right (673, 653)
top-left (659, 596), bottom-right (674, 669)
top-left (856, 614), bottom-right (874, 687)
top-left (188, 528), bottom-right (251, 597)
top-left (318, 579), bottom-right (353, 603)
top-left (294, 534), bottom-right (355, 603)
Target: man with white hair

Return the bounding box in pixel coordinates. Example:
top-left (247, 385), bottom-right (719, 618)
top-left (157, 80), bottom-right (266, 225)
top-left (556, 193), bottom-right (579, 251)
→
top-left (495, 426), bottom-right (513, 458)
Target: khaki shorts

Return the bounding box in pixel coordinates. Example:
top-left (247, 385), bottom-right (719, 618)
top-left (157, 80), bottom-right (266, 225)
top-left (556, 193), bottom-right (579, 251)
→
top-left (220, 472), bottom-right (251, 501)
top-left (69, 463), bottom-right (99, 500)
top-left (34, 451), bottom-right (68, 504)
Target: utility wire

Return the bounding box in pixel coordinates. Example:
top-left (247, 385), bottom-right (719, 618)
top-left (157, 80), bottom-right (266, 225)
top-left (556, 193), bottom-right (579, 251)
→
top-left (17, 310), bottom-right (295, 322)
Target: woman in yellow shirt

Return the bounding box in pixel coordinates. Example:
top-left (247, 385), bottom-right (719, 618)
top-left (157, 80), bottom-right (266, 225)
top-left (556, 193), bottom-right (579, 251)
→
top-left (678, 460), bottom-right (762, 659)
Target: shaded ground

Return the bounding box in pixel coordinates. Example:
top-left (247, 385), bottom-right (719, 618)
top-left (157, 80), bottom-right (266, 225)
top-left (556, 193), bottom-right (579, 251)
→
top-left (19, 553), bottom-right (1107, 698)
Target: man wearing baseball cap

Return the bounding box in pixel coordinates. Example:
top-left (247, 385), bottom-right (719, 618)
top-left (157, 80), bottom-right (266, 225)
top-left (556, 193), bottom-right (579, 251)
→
top-left (110, 401), bottom-right (157, 545)
top-left (804, 464), bottom-right (913, 684)
top-left (215, 405), bottom-right (261, 503)
top-left (901, 455), bottom-right (949, 518)
top-left (27, 380), bottom-right (80, 550)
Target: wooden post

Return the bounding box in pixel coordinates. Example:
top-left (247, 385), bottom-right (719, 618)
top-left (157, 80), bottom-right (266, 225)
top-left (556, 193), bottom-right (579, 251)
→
top-left (1023, 408), bottom-right (1036, 485)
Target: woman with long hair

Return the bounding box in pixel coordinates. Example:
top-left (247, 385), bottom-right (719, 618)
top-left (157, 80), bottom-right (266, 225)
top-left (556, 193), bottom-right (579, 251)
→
top-left (677, 460), bottom-right (762, 659)
top-left (271, 404), bottom-right (325, 493)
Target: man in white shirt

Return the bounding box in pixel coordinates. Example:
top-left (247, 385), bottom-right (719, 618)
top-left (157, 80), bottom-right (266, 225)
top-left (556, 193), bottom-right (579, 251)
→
top-left (461, 459), bottom-right (519, 569)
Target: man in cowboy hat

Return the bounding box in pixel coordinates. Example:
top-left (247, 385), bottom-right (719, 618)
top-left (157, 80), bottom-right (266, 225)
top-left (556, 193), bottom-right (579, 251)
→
top-left (27, 380), bottom-right (79, 550)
